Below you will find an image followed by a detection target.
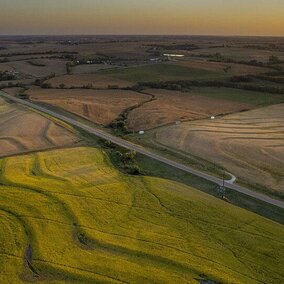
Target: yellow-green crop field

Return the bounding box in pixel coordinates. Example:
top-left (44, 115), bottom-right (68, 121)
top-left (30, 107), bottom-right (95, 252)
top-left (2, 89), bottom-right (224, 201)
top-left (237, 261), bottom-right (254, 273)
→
top-left (0, 147), bottom-right (283, 283)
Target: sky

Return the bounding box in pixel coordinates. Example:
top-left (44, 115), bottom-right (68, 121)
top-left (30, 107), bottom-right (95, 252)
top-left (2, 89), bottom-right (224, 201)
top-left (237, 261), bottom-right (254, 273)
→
top-left (0, 0), bottom-right (283, 36)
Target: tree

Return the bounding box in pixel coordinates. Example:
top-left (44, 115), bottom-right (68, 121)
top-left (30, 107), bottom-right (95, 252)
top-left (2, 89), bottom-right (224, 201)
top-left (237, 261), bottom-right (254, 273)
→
top-left (269, 55), bottom-right (280, 64)
top-left (66, 62), bottom-right (72, 74)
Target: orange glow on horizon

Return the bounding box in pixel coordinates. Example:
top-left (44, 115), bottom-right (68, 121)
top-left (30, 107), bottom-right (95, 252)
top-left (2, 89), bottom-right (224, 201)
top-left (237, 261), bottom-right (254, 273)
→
top-left (0, 0), bottom-right (283, 36)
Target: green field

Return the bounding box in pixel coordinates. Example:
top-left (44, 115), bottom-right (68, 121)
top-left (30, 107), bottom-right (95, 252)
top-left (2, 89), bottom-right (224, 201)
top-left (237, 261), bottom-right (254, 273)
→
top-left (100, 64), bottom-right (223, 82)
top-left (0, 146), bottom-right (283, 283)
top-left (190, 87), bottom-right (284, 105)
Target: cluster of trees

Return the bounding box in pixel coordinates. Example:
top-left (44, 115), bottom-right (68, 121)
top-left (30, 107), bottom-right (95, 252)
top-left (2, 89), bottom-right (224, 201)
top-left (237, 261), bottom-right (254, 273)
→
top-left (137, 78), bottom-right (284, 94)
top-left (109, 119), bottom-right (128, 134)
top-left (109, 112), bottom-right (129, 134)
top-left (190, 53), bottom-right (283, 70)
top-left (99, 139), bottom-right (142, 175)
top-left (18, 88), bottom-right (29, 99)
top-left (0, 58), bottom-right (8, 63)
top-left (75, 56), bottom-right (110, 65)
top-left (27, 61), bottom-right (46, 67)
top-left (66, 62), bottom-right (72, 74)
top-left (0, 81), bottom-right (25, 89)
top-left (115, 150), bottom-right (142, 175)
top-left (0, 50), bottom-right (78, 58)
top-left (35, 73), bottom-right (55, 88)
top-left (0, 71), bottom-right (16, 81)
top-left (241, 44), bottom-right (284, 52)
top-left (268, 55), bottom-right (282, 64)
top-left (147, 43), bottom-right (199, 51)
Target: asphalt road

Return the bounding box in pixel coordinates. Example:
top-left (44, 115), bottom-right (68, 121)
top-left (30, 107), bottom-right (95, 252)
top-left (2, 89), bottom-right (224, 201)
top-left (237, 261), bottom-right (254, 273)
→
top-left (1, 91), bottom-right (284, 209)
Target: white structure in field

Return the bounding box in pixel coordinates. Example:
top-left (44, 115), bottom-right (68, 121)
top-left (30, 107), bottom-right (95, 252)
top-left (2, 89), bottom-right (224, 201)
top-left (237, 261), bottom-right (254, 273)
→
top-left (211, 116), bottom-right (215, 120)
top-left (163, 54), bottom-right (185, 61)
top-left (139, 131), bottom-right (145, 135)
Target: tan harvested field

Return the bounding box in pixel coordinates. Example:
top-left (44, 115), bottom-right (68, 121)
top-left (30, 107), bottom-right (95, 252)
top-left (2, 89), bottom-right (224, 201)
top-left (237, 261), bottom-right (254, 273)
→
top-left (156, 104), bottom-right (284, 196)
top-left (173, 59), bottom-right (270, 75)
top-left (0, 59), bottom-right (67, 77)
top-left (127, 89), bottom-right (254, 131)
top-left (46, 73), bottom-right (134, 88)
top-left (27, 89), bottom-right (150, 125)
top-left (0, 97), bottom-right (80, 157)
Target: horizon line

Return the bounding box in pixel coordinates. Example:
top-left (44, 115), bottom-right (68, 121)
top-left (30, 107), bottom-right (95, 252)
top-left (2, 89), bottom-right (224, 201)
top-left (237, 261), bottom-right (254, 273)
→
top-left (0, 33), bottom-right (284, 38)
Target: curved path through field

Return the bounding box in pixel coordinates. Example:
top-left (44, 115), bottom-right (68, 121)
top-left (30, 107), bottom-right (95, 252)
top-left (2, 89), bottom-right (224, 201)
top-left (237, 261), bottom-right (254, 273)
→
top-left (1, 91), bottom-right (283, 209)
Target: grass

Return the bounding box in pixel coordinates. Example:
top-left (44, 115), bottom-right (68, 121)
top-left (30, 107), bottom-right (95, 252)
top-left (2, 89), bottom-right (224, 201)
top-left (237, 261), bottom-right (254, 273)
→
top-left (135, 153), bottom-right (284, 225)
top-left (151, 103), bottom-right (284, 199)
top-left (189, 87), bottom-right (284, 105)
top-left (0, 146), bottom-right (283, 283)
top-left (76, 127), bottom-right (284, 224)
top-left (126, 130), bottom-right (232, 180)
top-left (99, 64), bottom-right (223, 82)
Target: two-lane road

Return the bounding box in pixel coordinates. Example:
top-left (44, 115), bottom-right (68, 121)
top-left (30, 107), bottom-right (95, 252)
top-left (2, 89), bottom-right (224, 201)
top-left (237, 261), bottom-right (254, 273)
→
top-left (1, 91), bottom-right (284, 209)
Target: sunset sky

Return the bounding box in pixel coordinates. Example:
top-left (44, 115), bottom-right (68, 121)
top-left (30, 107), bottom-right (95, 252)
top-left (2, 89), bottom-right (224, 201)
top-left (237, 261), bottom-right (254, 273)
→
top-left (1, 0), bottom-right (283, 36)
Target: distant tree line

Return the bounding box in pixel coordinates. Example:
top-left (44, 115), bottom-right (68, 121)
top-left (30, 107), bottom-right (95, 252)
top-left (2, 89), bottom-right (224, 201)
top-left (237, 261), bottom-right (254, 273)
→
top-left (0, 50), bottom-right (78, 58)
top-left (137, 79), bottom-right (284, 94)
top-left (188, 53), bottom-right (284, 70)
top-left (146, 43), bottom-right (200, 51)
top-left (0, 71), bottom-right (16, 81)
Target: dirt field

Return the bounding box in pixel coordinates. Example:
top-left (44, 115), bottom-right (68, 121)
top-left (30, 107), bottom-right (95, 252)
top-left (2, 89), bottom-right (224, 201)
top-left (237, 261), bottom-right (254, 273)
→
top-left (0, 97), bottom-right (80, 157)
top-left (27, 88), bottom-right (150, 125)
top-left (127, 89), bottom-right (254, 131)
top-left (155, 104), bottom-right (284, 196)
top-left (45, 73), bottom-right (134, 88)
top-left (0, 59), bottom-right (67, 77)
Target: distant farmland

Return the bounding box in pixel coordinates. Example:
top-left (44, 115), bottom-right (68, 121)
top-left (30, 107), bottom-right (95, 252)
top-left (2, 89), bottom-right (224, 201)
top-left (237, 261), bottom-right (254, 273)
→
top-left (187, 87), bottom-right (284, 106)
top-left (0, 147), bottom-right (283, 283)
top-left (99, 60), bottom-right (274, 83)
top-left (156, 104), bottom-right (284, 198)
top-left (100, 63), bottom-right (228, 82)
top-left (126, 88), bottom-right (254, 131)
top-left (0, 59), bottom-right (68, 77)
top-left (189, 46), bottom-right (284, 63)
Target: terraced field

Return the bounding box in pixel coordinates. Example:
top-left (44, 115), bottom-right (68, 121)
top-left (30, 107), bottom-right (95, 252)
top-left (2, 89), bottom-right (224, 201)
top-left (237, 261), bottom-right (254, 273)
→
top-left (27, 89), bottom-right (150, 126)
top-left (127, 89), bottom-right (254, 131)
top-left (156, 104), bottom-right (284, 198)
top-left (0, 147), bottom-right (283, 283)
top-left (0, 98), bottom-right (80, 157)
